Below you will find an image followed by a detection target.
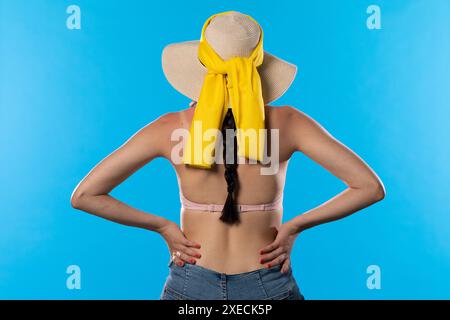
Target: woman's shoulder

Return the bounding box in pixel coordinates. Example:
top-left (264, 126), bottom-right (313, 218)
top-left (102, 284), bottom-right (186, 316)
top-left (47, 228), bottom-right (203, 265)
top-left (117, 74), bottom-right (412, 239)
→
top-left (265, 104), bottom-right (311, 126)
top-left (149, 105), bottom-right (194, 129)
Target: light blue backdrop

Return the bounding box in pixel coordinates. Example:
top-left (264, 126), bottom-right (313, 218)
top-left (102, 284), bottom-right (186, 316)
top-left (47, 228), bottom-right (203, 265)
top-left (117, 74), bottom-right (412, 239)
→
top-left (1, 0), bottom-right (449, 299)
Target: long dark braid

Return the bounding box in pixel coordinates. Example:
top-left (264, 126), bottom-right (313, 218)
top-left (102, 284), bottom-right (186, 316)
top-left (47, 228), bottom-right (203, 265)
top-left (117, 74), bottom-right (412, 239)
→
top-left (220, 108), bottom-right (240, 224)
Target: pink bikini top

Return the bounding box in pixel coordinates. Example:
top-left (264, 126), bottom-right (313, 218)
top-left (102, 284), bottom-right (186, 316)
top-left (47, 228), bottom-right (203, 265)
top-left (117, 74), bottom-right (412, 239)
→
top-left (180, 191), bottom-right (283, 213)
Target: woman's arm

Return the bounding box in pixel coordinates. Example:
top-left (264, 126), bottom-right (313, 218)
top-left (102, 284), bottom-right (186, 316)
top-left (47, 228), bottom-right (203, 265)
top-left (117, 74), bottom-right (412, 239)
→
top-left (71, 112), bottom-right (201, 265)
top-left (286, 106), bottom-right (385, 233)
top-left (260, 106), bottom-right (385, 272)
top-left (70, 113), bottom-right (174, 232)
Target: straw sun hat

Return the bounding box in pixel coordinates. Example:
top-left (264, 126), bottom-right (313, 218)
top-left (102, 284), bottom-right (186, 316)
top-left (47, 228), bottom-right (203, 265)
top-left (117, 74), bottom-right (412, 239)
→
top-left (161, 11), bottom-right (297, 105)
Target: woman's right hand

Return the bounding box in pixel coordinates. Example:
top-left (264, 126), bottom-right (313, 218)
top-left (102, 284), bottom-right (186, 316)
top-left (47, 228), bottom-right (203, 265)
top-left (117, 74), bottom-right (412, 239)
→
top-left (158, 221), bottom-right (202, 266)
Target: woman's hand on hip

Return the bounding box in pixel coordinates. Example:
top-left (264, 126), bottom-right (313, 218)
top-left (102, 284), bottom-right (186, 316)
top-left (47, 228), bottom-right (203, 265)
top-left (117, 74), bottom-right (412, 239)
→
top-left (259, 221), bottom-right (299, 273)
top-left (157, 221), bottom-right (201, 267)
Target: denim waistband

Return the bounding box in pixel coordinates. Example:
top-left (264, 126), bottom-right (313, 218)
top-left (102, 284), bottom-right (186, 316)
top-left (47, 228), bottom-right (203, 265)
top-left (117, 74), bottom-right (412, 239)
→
top-left (171, 259), bottom-right (286, 280)
top-left (163, 259), bottom-right (303, 300)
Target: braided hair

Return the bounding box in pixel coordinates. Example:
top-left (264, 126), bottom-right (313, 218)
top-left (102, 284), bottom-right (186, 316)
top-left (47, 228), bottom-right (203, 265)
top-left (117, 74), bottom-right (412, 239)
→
top-left (220, 108), bottom-right (240, 224)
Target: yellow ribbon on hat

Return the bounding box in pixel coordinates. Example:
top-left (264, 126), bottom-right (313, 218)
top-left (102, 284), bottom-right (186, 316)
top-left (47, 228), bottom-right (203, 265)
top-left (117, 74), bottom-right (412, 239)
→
top-left (182, 11), bottom-right (266, 168)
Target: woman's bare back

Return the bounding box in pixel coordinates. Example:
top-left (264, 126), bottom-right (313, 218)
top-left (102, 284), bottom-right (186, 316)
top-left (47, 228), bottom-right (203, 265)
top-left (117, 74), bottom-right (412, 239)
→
top-left (164, 105), bottom-right (295, 274)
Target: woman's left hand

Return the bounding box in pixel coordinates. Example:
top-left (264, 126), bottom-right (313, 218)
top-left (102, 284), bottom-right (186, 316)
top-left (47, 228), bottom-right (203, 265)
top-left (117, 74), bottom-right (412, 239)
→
top-left (259, 221), bottom-right (300, 273)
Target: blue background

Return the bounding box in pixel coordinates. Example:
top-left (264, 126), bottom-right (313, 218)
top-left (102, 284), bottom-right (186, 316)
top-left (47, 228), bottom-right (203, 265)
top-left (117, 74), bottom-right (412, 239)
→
top-left (1, 0), bottom-right (449, 299)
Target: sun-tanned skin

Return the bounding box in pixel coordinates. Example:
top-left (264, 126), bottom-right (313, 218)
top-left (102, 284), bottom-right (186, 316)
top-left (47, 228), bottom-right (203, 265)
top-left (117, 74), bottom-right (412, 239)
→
top-left (71, 104), bottom-right (385, 274)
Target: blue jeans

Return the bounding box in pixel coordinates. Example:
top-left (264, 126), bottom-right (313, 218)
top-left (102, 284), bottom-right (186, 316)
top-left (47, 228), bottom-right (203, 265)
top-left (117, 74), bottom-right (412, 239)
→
top-left (160, 259), bottom-right (305, 300)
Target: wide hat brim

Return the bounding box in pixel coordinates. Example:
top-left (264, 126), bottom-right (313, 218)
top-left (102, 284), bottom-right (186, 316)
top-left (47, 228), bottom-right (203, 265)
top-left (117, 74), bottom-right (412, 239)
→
top-left (162, 40), bottom-right (298, 105)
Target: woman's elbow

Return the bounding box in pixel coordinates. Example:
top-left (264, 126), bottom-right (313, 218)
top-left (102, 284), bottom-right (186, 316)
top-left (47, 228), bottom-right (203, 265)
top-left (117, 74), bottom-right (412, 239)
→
top-left (70, 189), bottom-right (86, 210)
top-left (366, 178), bottom-right (386, 203)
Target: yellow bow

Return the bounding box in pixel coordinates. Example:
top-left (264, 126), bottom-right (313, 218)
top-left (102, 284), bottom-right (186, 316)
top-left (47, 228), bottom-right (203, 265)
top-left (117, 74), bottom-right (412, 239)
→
top-left (182, 11), bottom-right (266, 169)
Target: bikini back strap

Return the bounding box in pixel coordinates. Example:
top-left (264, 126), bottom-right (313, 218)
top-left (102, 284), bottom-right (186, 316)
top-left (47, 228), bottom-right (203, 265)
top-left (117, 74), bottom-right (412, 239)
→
top-left (179, 191), bottom-right (283, 213)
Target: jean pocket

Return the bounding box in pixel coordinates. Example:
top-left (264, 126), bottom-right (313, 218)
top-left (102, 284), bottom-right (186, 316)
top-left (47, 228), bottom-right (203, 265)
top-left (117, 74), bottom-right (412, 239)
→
top-left (161, 286), bottom-right (179, 300)
top-left (263, 288), bottom-right (292, 300)
top-left (161, 286), bottom-right (192, 300)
